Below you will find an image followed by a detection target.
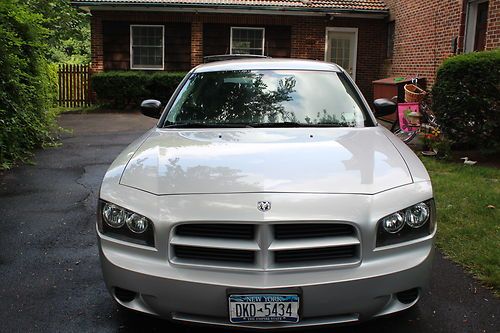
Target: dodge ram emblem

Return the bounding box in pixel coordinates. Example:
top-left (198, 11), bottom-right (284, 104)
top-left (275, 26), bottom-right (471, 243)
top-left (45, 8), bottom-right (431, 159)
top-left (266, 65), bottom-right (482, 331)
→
top-left (257, 201), bottom-right (271, 212)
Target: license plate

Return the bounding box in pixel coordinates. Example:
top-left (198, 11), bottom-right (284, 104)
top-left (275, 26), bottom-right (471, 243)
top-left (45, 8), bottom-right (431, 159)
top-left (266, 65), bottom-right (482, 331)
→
top-left (229, 294), bottom-right (300, 323)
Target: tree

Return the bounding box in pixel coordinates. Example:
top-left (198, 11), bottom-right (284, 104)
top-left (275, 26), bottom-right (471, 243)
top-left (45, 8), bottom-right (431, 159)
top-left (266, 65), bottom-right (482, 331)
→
top-left (0, 0), bottom-right (58, 168)
top-left (26, 0), bottom-right (90, 64)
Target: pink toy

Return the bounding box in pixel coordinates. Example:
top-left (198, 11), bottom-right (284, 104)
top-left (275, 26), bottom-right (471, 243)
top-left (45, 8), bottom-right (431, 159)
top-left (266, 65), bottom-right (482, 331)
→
top-left (397, 102), bottom-right (421, 132)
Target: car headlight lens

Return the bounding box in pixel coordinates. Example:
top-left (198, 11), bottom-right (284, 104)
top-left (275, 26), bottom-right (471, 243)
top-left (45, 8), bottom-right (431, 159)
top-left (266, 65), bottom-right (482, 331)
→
top-left (376, 200), bottom-right (435, 247)
top-left (98, 200), bottom-right (154, 246)
top-left (126, 213), bottom-right (149, 234)
top-left (382, 212), bottom-right (405, 234)
top-left (103, 203), bottom-right (126, 228)
top-left (405, 202), bottom-right (430, 228)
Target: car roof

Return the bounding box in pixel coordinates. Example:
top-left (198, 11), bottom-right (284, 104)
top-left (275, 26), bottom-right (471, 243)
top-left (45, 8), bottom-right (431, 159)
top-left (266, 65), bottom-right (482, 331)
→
top-left (193, 58), bottom-right (342, 73)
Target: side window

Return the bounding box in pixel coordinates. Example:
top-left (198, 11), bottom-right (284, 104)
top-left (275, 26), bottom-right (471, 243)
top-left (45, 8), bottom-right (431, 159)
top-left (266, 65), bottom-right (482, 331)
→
top-left (130, 25), bottom-right (164, 70)
top-left (230, 27), bottom-right (265, 55)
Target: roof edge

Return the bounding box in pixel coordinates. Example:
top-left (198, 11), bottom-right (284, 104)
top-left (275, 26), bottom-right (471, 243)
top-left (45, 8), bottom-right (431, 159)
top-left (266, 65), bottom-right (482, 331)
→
top-left (71, 1), bottom-right (389, 16)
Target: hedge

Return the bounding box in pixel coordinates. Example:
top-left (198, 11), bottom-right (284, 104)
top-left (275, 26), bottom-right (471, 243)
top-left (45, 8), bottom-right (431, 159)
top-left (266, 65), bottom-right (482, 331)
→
top-left (91, 71), bottom-right (187, 108)
top-left (432, 50), bottom-right (500, 149)
top-left (0, 0), bottom-right (59, 169)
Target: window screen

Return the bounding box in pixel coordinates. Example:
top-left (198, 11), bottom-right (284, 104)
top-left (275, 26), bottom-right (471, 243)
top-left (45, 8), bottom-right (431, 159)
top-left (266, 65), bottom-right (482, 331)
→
top-left (231, 27), bottom-right (265, 55)
top-left (131, 25), bottom-right (164, 69)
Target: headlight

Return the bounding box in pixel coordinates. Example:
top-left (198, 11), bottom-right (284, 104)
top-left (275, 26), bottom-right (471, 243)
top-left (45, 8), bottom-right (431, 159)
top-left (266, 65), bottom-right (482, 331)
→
top-left (102, 203), bottom-right (126, 228)
top-left (126, 213), bottom-right (149, 233)
top-left (405, 203), bottom-right (430, 228)
top-left (98, 200), bottom-right (155, 247)
top-left (381, 212), bottom-right (405, 234)
top-left (376, 200), bottom-right (435, 247)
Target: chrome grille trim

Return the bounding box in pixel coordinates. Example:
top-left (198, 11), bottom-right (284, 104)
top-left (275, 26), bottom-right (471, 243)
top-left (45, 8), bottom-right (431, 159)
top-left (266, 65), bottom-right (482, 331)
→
top-left (274, 223), bottom-right (355, 239)
top-left (175, 223), bottom-right (255, 240)
top-left (169, 222), bottom-right (361, 270)
top-left (268, 235), bottom-right (360, 251)
top-left (170, 235), bottom-right (260, 251)
top-left (273, 245), bottom-right (358, 263)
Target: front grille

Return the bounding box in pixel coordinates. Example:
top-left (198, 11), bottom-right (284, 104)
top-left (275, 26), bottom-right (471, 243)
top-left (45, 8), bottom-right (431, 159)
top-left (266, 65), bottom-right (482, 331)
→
top-left (274, 245), bottom-right (357, 263)
top-left (173, 245), bottom-right (255, 263)
top-left (274, 224), bottom-right (355, 239)
top-left (170, 222), bottom-right (360, 270)
top-left (175, 223), bottom-right (255, 240)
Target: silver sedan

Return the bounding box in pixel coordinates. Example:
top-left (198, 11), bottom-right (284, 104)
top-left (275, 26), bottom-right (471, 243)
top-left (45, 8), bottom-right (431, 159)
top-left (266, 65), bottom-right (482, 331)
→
top-left (97, 59), bottom-right (435, 329)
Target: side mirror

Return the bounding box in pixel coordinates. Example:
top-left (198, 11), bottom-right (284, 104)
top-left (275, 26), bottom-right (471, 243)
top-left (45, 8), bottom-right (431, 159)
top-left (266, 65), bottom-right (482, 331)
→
top-left (140, 99), bottom-right (162, 119)
top-left (373, 98), bottom-right (397, 117)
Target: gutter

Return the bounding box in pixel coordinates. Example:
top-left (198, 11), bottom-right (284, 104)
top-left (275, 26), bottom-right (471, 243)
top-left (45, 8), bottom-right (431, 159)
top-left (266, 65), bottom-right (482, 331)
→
top-left (72, 2), bottom-right (389, 18)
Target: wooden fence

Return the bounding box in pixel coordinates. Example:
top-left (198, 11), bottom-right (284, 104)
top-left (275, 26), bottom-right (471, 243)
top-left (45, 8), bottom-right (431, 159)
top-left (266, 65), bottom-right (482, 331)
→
top-left (57, 64), bottom-right (91, 108)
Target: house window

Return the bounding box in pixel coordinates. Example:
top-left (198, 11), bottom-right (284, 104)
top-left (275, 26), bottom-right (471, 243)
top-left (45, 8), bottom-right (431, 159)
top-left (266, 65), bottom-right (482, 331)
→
top-left (387, 21), bottom-right (395, 58)
top-left (465, 1), bottom-right (489, 53)
top-left (230, 27), bottom-right (265, 55)
top-left (130, 25), bottom-right (164, 70)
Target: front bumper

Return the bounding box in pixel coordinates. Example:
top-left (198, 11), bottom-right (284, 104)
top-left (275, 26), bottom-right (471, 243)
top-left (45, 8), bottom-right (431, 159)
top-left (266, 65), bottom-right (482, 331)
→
top-left (99, 234), bottom-right (434, 329)
top-left (98, 182), bottom-right (435, 329)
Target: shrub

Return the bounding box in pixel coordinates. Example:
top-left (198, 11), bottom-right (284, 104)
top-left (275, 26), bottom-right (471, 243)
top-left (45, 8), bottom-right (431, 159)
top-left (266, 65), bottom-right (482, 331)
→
top-left (432, 50), bottom-right (500, 149)
top-left (92, 71), bottom-right (187, 108)
top-left (0, 0), bottom-right (59, 169)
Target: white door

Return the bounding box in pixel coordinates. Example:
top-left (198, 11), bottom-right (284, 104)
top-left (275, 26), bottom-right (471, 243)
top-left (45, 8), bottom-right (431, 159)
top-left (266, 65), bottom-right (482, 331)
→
top-left (325, 28), bottom-right (358, 80)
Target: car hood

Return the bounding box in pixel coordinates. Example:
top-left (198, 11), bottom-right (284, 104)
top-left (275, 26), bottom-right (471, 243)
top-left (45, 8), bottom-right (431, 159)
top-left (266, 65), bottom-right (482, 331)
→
top-left (120, 127), bottom-right (413, 195)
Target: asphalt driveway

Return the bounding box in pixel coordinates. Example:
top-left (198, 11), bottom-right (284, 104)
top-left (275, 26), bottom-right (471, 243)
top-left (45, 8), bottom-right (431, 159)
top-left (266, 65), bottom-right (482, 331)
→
top-left (0, 113), bottom-right (498, 333)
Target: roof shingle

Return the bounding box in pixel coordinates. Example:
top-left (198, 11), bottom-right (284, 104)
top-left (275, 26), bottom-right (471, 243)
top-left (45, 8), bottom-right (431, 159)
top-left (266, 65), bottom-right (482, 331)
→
top-left (71, 0), bottom-right (388, 12)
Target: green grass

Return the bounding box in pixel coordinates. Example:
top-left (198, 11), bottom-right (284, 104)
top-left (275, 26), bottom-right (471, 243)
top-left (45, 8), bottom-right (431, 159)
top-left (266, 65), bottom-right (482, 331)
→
top-left (421, 158), bottom-right (500, 292)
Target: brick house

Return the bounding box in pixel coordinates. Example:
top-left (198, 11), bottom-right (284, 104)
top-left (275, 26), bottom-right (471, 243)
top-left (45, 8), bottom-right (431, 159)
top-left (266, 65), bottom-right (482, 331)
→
top-left (73, 0), bottom-right (499, 101)
top-left (72, 0), bottom-right (390, 101)
top-left (383, 0), bottom-right (500, 86)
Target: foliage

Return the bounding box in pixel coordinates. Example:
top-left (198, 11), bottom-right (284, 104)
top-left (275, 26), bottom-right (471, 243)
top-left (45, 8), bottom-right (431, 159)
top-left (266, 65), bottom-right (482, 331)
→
top-left (419, 124), bottom-right (442, 152)
top-left (422, 158), bottom-right (500, 292)
top-left (0, 0), bottom-right (59, 169)
top-left (92, 71), bottom-right (187, 108)
top-left (432, 50), bottom-right (500, 150)
top-left (26, 0), bottom-right (91, 64)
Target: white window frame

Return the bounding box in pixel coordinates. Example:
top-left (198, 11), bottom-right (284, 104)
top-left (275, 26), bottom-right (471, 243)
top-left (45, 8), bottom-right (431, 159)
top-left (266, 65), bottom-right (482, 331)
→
top-left (324, 27), bottom-right (359, 81)
top-left (464, 0), bottom-right (489, 53)
top-left (230, 27), bottom-right (266, 56)
top-left (130, 24), bottom-right (165, 70)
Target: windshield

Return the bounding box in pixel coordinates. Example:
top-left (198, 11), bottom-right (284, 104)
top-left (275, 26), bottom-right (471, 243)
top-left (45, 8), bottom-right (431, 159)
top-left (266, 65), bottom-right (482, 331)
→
top-left (164, 70), bottom-right (373, 128)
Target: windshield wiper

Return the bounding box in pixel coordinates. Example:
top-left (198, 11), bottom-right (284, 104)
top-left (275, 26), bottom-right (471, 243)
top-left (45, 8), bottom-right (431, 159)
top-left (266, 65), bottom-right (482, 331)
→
top-left (164, 122), bottom-right (353, 129)
top-left (250, 122), bottom-right (347, 128)
top-left (250, 122), bottom-right (309, 128)
top-left (164, 123), bottom-right (253, 128)
top-left (316, 122), bottom-right (355, 127)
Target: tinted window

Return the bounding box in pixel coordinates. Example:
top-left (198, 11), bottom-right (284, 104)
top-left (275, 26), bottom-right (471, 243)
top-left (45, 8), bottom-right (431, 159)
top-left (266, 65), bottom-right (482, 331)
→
top-left (165, 70), bottom-right (373, 127)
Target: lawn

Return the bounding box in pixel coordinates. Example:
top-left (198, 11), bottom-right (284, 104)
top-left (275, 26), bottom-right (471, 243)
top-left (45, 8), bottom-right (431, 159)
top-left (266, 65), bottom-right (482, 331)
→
top-left (421, 158), bottom-right (500, 292)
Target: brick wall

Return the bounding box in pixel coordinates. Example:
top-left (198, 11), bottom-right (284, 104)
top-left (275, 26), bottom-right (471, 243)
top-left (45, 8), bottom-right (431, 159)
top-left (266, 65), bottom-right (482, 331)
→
top-left (90, 14), bottom-right (103, 73)
top-left (191, 18), bottom-right (204, 68)
top-left (486, 0), bottom-right (500, 49)
top-left (383, 0), bottom-right (499, 87)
